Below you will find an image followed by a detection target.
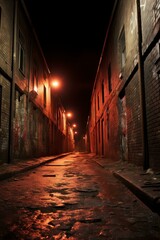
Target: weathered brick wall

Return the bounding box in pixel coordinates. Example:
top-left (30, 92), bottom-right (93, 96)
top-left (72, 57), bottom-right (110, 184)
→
top-left (145, 44), bottom-right (160, 169)
top-left (0, 0), bottom-right (13, 76)
top-left (93, 0), bottom-right (140, 162)
top-left (107, 96), bottom-right (121, 161)
top-left (0, 1), bottom-right (75, 161)
top-left (141, 0), bottom-right (160, 170)
top-left (126, 74), bottom-right (143, 166)
top-left (12, 1), bottom-right (54, 159)
top-left (89, 0), bottom-right (160, 169)
top-left (141, 0), bottom-right (160, 53)
top-left (0, 0), bottom-right (13, 163)
top-left (0, 76), bottom-right (10, 162)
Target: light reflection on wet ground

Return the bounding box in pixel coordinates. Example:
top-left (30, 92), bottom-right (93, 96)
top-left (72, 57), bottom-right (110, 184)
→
top-left (0, 152), bottom-right (160, 239)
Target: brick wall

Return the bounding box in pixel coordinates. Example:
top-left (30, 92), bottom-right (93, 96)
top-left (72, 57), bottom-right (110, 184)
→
top-left (145, 44), bottom-right (160, 169)
top-left (0, 0), bottom-right (13, 76)
top-left (88, 0), bottom-right (160, 170)
top-left (0, 76), bottom-right (10, 162)
top-left (126, 74), bottom-right (143, 166)
top-left (0, 0), bottom-right (13, 163)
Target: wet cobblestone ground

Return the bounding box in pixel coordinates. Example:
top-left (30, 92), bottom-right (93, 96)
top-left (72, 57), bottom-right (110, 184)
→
top-left (0, 152), bottom-right (160, 239)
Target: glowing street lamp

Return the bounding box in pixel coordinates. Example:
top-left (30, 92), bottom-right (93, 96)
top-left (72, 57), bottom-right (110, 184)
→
top-left (66, 112), bottom-right (72, 118)
top-left (52, 79), bottom-right (60, 89)
top-left (50, 78), bottom-right (61, 128)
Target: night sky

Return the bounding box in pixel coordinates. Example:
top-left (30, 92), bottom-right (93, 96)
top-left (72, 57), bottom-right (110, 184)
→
top-left (24, 1), bottom-right (115, 137)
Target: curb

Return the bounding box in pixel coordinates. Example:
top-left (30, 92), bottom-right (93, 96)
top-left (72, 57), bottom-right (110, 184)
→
top-left (0, 152), bottom-right (72, 181)
top-left (113, 171), bottom-right (160, 214)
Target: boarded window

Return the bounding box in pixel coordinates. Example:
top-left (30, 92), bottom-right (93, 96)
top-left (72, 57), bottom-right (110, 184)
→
top-left (119, 27), bottom-right (126, 68)
top-left (18, 30), bottom-right (25, 74)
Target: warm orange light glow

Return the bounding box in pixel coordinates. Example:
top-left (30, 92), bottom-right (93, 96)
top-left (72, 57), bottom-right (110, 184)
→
top-left (52, 80), bottom-right (60, 89)
top-left (34, 86), bottom-right (38, 92)
top-left (73, 124), bottom-right (77, 128)
top-left (74, 131), bottom-right (78, 134)
top-left (66, 112), bottom-right (72, 118)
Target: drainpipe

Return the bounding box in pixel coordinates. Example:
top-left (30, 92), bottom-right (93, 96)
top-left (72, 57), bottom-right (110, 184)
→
top-left (8, 0), bottom-right (18, 163)
top-left (136, 0), bottom-right (149, 170)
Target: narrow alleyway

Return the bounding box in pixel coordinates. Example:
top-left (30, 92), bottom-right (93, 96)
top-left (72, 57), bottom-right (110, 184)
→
top-left (0, 152), bottom-right (160, 239)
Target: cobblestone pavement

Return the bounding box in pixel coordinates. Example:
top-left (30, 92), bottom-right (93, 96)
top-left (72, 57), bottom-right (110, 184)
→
top-left (0, 152), bottom-right (160, 215)
top-left (0, 152), bottom-right (160, 239)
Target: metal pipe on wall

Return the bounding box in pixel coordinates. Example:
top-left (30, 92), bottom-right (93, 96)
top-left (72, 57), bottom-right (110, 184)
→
top-left (8, 0), bottom-right (18, 163)
top-left (136, 0), bottom-right (149, 170)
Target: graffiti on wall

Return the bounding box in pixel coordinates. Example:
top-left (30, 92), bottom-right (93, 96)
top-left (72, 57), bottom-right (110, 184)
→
top-left (130, 0), bottom-right (146, 34)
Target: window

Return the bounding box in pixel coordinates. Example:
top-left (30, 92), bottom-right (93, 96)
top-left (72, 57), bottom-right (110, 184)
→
top-left (0, 85), bottom-right (2, 128)
top-left (18, 30), bottom-right (25, 74)
top-left (97, 93), bottom-right (100, 110)
top-left (0, 7), bottom-right (2, 29)
top-left (119, 27), bottom-right (126, 68)
top-left (108, 63), bottom-right (112, 93)
top-left (19, 44), bottom-right (24, 72)
top-left (43, 85), bottom-right (46, 108)
top-left (101, 80), bottom-right (104, 103)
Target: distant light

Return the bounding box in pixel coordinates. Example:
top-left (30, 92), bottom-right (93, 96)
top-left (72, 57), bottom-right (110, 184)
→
top-left (73, 124), bottom-right (77, 128)
top-left (74, 131), bottom-right (78, 134)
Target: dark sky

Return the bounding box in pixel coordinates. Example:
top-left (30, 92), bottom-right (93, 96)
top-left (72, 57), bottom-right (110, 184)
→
top-left (24, 1), bottom-right (115, 137)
